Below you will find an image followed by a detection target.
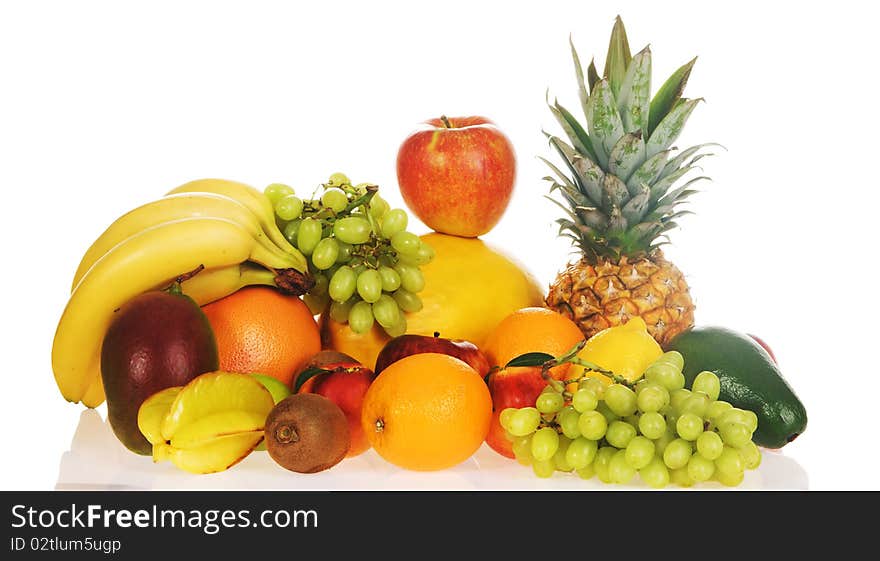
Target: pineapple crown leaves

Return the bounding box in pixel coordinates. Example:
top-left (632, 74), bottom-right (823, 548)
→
top-left (546, 16), bottom-right (721, 263)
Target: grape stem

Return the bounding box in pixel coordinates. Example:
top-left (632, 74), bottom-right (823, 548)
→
top-left (537, 339), bottom-right (636, 390)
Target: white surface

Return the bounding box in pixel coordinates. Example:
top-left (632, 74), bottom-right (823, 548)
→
top-left (1, 0), bottom-right (878, 490)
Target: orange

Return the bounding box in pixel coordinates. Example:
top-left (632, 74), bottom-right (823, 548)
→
top-left (361, 353), bottom-right (492, 471)
top-left (482, 307), bottom-right (585, 380)
top-left (201, 287), bottom-right (320, 387)
top-left (319, 315), bottom-right (389, 371)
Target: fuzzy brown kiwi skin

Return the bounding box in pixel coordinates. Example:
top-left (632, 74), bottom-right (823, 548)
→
top-left (265, 394), bottom-right (350, 474)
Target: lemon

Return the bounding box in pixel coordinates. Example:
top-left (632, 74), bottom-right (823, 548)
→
top-left (572, 317), bottom-right (663, 384)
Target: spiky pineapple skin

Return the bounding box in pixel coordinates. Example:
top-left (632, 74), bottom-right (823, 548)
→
top-left (545, 250), bottom-right (694, 346)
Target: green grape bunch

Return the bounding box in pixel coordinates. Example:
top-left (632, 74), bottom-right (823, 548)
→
top-left (264, 173), bottom-right (434, 337)
top-left (500, 350), bottom-right (762, 488)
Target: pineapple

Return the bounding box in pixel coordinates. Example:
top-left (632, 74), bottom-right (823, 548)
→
top-left (544, 17), bottom-right (714, 346)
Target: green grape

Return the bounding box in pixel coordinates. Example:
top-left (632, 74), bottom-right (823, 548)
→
top-left (706, 400), bottom-right (733, 423)
top-left (679, 392), bottom-right (710, 418)
top-left (636, 383), bottom-right (669, 413)
top-left (532, 459), bottom-right (556, 479)
top-left (383, 314), bottom-right (407, 337)
top-left (335, 241), bottom-right (353, 264)
top-left (715, 445), bottom-right (744, 477)
top-left (662, 438), bottom-right (692, 470)
top-left (327, 172), bottom-right (350, 186)
top-left (624, 436), bottom-right (655, 470)
top-left (321, 188), bottom-right (348, 213)
top-left (553, 437), bottom-right (573, 472)
top-left (719, 422), bottom-right (752, 449)
top-left (356, 269), bottom-right (382, 303)
top-left (328, 298), bottom-right (356, 324)
top-left (328, 266), bottom-right (357, 303)
top-left (369, 195), bottom-right (390, 219)
top-left (348, 301), bottom-right (374, 334)
top-left (390, 231), bottom-right (421, 256)
top-left (676, 413), bottom-right (704, 441)
top-left (739, 441), bottom-right (762, 470)
top-left (606, 420), bottom-right (636, 448)
top-left (283, 219), bottom-right (301, 245)
top-left (508, 407), bottom-right (541, 437)
top-left (596, 401), bottom-right (619, 424)
top-left (577, 410), bottom-right (607, 440)
top-left (579, 377), bottom-right (606, 398)
top-left (413, 242), bottom-right (435, 265)
top-left (499, 408), bottom-right (517, 431)
top-left (653, 427), bottom-right (676, 455)
top-left (638, 411), bottom-right (667, 439)
top-left (609, 450), bottom-right (636, 484)
top-left (715, 468), bottom-right (745, 487)
top-left (565, 438), bottom-right (597, 470)
top-left (512, 435), bottom-right (533, 466)
top-left (503, 429), bottom-right (516, 443)
top-left (395, 263), bottom-right (425, 293)
top-left (530, 427), bottom-right (560, 462)
top-left (604, 384), bottom-right (638, 417)
top-left (372, 294), bottom-right (400, 328)
top-left (379, 209), bottom-right (408, 238)
top-left (687, 454), bottom-right (715, 482)
top-left (644, 361), bottom-right (682, 391)
top-left (275, 194), bottom-right (304, 221)
top-left (557, 407), bottom-right (581, 439)
top-left (296, 217), bottom-right (322, 255)
top-left (302, 292), bottom-right (328, 315)
top-left (536, 391), bottom-right (565, 414)
top-left (639, 457), bottom-right (670, 489)
top-left (310, 272), bottom-right (329, 296)
top-left (696, 431), bottom-right (724, 460)
top-left (576, 463), bottom-right (595, 480)
top-left (392, 289), bottom-right (423, 313)
top-left (670, 467), bottom-right (695, 488)
top-left (669, 388), bottom-right (692, 411)
top-left (378, 266), bottom-right (401, 292)
top-left (264, 182), bottom-right (295, 204)
top-left (333, 216), bottom-right (372, 244)
top-left (594, 447), bottom-right (616, 484)
top-left (692, 371), bottom-right (721, 400)
top-left (719, 409), bottom-right (758, 434)
top-left (311, 237), bottom-right (339, 270)
top-left (660, 351), bottom-right (684, 371)
top-left (572, 389), bottom-right (598, 413)
top-left (623, 414), bottom-right (641, 427)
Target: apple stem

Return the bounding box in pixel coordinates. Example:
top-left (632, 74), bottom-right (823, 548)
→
top-left (439, 115), bottom-right (453, 128)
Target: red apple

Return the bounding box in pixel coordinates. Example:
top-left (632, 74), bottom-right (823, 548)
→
top-left (748, 334), bottom-right (778, 364)
top-left (396, 115), bottom-right (516, 237)
top-left (486, 367), bottom-right (552, 458)
top-left (374, 333), bottom-right (491, 378)
top-left (295, 351), bottom-right (376, 457)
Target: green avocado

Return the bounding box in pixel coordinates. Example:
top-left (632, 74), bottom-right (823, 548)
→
top-left (666, 326), bottom-right (807, 449)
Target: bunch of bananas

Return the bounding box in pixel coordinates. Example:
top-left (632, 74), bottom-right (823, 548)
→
top-left (52, 179), bottom-right (312, 408)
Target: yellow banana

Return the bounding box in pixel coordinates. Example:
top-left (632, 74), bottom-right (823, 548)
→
top-left (71, 192), bottom-right (305, 291)
top-left (177, 262), bottom-right (277, 306)
top-left (53, 216), bottom-right (297, 405)
top-left (166, 178), bottom-right (297, 256)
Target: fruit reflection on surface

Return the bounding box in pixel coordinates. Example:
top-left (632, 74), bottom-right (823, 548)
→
top-left (138, 371), bottom-right (275, 474)
top-left (265, 393), bottom-right (350, 473)
top-left (295, 351), bottom-right (376, 457)
top-left (101, 289), bottom-right (219, 455)
top-left (201, 287), bottom-right (321, 387)
top-left (361, 353), bottom-right (492, 471)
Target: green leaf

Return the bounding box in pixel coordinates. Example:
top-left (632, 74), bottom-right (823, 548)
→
top-left (608, 132), bottom-right (646, 187)
top-left (293, 366), bottom-right (332, 393)
top-left (587, 59), bottom-right (600, 97)
top-left (648, 57), bottom-right (697, 137)
top-left (539, 157), bottom-right (580, 195)
top-left (618, 46), bottom-right (651, 134)
top-left (576, 206), bottom-right (609, 229)
top-left (649, 165), bottom-right (697, 204)
top-left (647, 98), bottom-right (702, 158)
top-left (586, 79), bottom-right (623, 168)
top-left (661, 143), bottom-right (721, 176)
top-left (506, 352), bottom-right (555, 368)
top-left (550, 99), bottom-right (599, 163)
top-left (602, 173), bottom-right (630, 211)
top-left (604, 15), bottom-right (632, 98)
top-left (627, 149), bottom-right (670, 192)
top-left (572, 155), bottom-right (605, 206)
top-left (545, 195), bottom-right (580, 223)
top-left (570, 36), bottom-right (590, 105)
top-left (621, 183), bottom-right (650, 223)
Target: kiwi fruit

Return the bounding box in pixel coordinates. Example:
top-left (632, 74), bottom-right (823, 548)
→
top-left (265, 393), bottom-right (350, 473)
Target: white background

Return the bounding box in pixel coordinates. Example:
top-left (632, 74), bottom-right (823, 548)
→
top-left (1, 0), bottom-right (877, 490)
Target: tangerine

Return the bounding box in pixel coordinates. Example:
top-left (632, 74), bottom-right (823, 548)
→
top-left (361, 353), bottom-right (491, 471)
top-left (201, 287), bottom-right (320, 387)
